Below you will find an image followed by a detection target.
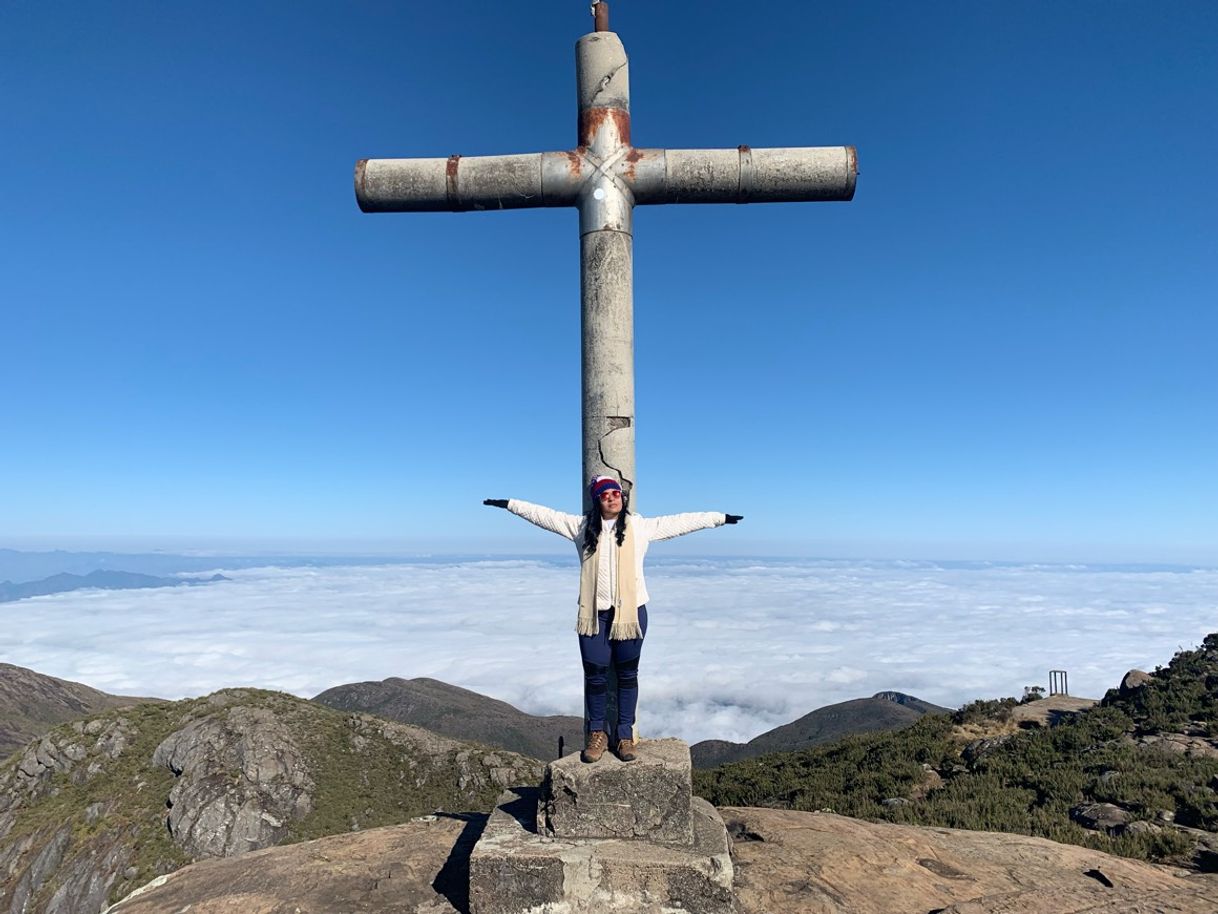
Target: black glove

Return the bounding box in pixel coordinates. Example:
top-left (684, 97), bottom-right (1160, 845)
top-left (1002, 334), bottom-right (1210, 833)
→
top-left (483, 499), bottom-right (509, 508)
top-left (725, 514), bottom-right (743, 524)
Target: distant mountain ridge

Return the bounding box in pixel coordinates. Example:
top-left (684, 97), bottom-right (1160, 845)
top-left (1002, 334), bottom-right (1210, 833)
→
top-left (313, 677), bottom-right (585, 763)
top-left (0, 569), bottom-right (228, 603)
top-left (0, 548), bottom-right (226, 583)
top-left (313, 678), bottom-right (947, 769)
top-left (0, 548), bottom-right (413, 585)
top-left (690, 691), bottom-right (950, 767)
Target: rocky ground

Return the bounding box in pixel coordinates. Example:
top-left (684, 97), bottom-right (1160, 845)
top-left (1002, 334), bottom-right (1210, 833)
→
top-left (724, 807), bottom-right (1218, 913)
top-left (104, 815), bottom-right (472, 914)
top-left (101, 806), bottom-right (1218, 914)
top-left (0, 689), bottom-right (541, 914)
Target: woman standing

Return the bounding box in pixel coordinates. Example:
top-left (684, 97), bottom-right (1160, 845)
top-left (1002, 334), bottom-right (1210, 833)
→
top-left (484, 476), bottom-right (741, 762)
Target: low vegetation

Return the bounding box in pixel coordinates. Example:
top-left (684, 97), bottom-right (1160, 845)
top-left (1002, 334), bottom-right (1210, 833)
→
top-left (696, 633), bottom-right (1218, 865)
top-left (290, 707), bottom-right (516, 841)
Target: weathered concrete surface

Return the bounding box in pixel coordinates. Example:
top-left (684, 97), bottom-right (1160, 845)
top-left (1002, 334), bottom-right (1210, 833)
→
top-left (723, 807), bottom-right (1218, 914)
top-left (580, 227), bottom-right (636, 508)
top-left (539, 737), bottom-right (693, 843)
top-left (105, 815), bottom-right (472, 914)
top-left (471, 788), bottom-right (734, 914)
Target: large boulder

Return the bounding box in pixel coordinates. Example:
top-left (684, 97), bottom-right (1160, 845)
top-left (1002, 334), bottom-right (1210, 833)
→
top-left (151, 706), bottom-right (315, 858)
top-left (1120, 669), bottom-right (1153, 695)
top-left (1137, 733), bottom-right (1218, 760)
top-left (1069, 802), bottom-right (1131, 835)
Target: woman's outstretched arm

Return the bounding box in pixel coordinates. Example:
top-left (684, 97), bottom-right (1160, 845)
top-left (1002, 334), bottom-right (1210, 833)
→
top-left (641, 511), bottom-right (743, 543)
top-left (483, 498), bottom-right (583, 542)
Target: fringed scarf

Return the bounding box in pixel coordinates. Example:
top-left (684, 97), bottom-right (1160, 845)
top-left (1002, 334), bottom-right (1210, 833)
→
top-left (576, 516), bottom-right (640, 640)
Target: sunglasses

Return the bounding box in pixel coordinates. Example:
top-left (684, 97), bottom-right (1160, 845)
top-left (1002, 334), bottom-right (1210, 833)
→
top-left (597, 490), bottom-right (622, 500)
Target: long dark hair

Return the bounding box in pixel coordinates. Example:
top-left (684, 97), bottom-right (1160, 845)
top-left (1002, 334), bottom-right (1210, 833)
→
top-left (582, 492), bottom-right (629, 556)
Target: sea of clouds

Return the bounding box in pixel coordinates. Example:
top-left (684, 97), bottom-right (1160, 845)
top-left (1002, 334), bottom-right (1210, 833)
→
top-left (3, 557), bottom-right (1216, 744)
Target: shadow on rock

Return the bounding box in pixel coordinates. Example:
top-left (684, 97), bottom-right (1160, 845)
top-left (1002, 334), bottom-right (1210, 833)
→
top-left (433, 812), bottom-right (489, 914)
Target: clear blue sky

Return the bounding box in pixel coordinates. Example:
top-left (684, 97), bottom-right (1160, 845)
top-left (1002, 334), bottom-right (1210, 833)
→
top-left (2, 1), bottom-right (1215, 563)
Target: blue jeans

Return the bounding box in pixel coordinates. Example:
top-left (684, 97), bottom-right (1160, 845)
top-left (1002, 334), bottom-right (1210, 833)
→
top-left (578, 605), bottom-right (648, 741)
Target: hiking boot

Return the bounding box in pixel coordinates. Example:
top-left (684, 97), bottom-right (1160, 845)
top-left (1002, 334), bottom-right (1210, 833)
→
top-left (581, 730), bottom-right (609, 763)
top-left (615, 737), bottom-right (637, 762)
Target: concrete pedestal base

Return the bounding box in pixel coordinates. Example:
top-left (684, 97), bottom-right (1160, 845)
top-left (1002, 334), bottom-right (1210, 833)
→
top-left (469, 788), bottom-right (736, 914)
top-left (539, 737), bottom-right (694, 844)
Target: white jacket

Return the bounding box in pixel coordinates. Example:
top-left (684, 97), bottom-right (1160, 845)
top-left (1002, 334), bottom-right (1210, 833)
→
top-left (506, 499), bottom-right (725, 609)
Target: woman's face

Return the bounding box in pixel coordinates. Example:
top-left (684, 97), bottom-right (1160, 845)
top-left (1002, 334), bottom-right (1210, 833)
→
top-left (598, 489), bottom-right (622, 519)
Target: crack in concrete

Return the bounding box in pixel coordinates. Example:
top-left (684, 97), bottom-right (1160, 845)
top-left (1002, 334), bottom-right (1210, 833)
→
top-left (591, 62), bottom-right (627, 104)
top-left (597, 420), bottom-right (634, 494)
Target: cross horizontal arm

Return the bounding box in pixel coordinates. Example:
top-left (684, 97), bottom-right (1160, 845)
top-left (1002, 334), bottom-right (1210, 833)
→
top-left (354, 145), bottom-right (856, 213)
top-left (355, 154), bottom-right (558, 213)
top-left (632, 146), bottom-right (857, 205)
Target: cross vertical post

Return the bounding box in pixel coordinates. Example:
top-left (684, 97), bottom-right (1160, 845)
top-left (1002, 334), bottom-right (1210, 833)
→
top-left (576, 23), bottom-right (636, 511)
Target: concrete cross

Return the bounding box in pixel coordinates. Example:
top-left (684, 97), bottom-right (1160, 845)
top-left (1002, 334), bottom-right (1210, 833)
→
top-left (355, 3), bottom-right (856, 511)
